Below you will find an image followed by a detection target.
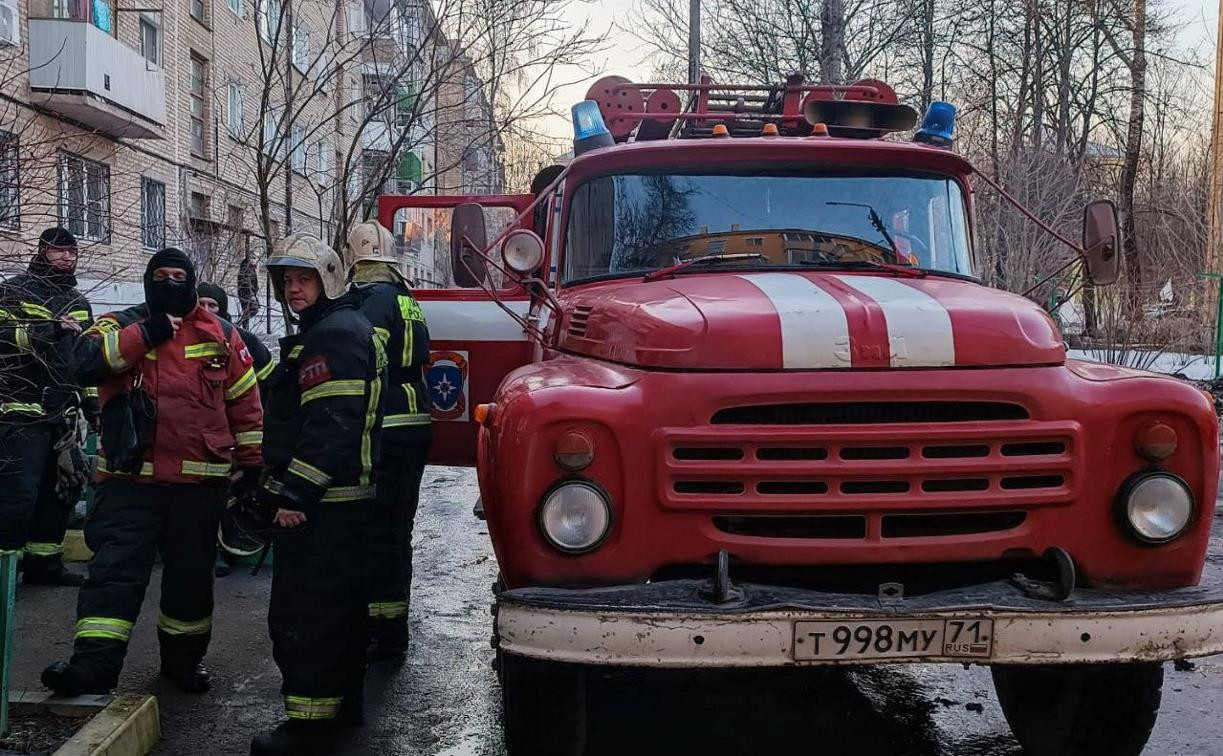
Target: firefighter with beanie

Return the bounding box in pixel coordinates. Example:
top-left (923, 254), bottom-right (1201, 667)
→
top-left (251, 234), bottom-right (386, 755)
top-left (344, 220), bottom-right (431, 660)
top-left (0, 227), bottom-right (96, 586)
top-left (41, 247), bottom-right (264, 696)
top-left (197, 281), bottom-right (275, 577)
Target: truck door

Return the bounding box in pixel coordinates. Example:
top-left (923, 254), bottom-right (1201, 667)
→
top-left (378, 193), bottom-right (538, 466)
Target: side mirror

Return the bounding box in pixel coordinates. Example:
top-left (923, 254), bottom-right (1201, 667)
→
top-left (1083, 199), bottom-right (1121, 286)
top-left (502, 229), bottom-right (545, 274)
top-left (450, 203), bottom-right (489, 287)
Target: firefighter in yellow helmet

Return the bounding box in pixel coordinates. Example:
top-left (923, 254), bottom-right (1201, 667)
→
top-left (251, 234), bottom-right (387, 755)
top-left (343, 220), bottom-right (431, 660)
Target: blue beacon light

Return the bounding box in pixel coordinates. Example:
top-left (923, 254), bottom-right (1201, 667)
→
top-left (572, 100), bottom-right (615, 155)
top-left (913, 101), bottom-right (956, 148)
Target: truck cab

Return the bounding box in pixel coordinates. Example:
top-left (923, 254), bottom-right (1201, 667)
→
top-left (380, 77), bottom-right (1222, 756)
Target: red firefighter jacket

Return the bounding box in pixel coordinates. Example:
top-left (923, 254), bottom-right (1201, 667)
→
top-left (72, 303), bottom-right (263, 484)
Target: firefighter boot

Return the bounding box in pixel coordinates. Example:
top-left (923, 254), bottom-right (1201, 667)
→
top-left (160, 661), bottom-right (211, 694)
top-left (41, 661), bottom-right (113, 697)
top-left (250, 720), bottom-right (338, 755)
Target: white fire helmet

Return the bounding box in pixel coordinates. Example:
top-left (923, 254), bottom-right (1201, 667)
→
top-left (344, 220), bottom-right (400, 276)
top-left (266, 233), bottom-right (347, 302)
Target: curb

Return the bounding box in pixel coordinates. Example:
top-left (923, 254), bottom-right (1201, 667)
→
top-left (51, 694), bottom-right (159, 756)
top-left (63, 531), bottom-right (93, 563)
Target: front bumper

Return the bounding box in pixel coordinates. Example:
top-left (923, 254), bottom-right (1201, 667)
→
top-left (496, 576), bottom-right (1223, 667)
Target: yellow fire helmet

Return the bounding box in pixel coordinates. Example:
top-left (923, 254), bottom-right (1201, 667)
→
top-left (266, 233), bottom-right (348, 301)
top-left (344, 220), bottom-right (400, 275)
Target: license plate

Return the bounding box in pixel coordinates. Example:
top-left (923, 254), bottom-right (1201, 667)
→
top-left (792, 618), bottom-right (994, 661)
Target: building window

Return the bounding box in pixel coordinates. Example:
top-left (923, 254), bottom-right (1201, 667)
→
top-left (0, 131), bottom-right (18, 231)
top-left (190, 191), bottom-right (209, 220)
top-left (290, 126), bottom-right (305, 172)
top-left (291, 21), bottom-right (309, 70)
top-left (227, 0), bottom-right (240, 16)
top-left (227, 81), bottom-right (243, 138)
top-left (59, 152), bottom-right (110, 242)
top-left (258, 0), bottom-right (280, 42)
top-left (228, 204), bottom-right (244, 232)
top-left (190, 0), bottom-right (206, 23)
top-left (190, 55), bottom-right (208, 157)
top-left (139, 17), bottom-right (158, 65)
top-left (315, 140), bottom-right (330, 179)
top-left (140, 177), bottom-right (165, 250)
top-left (262, 110), bottom-right (279, 156)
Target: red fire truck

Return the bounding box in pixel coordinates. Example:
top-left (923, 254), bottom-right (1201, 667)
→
top-left (379, 77), bottom-right (1223, 756)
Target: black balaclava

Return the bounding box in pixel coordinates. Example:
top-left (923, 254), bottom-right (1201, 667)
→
top-left (144, 248), bottom-right (198, 317)
top-left (196, 282), bottom-right (230, 320)
top-left (29, 227), bottom-right (79, 290)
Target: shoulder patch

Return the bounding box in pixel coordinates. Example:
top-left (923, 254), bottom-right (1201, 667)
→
top-left (299, 355), bottom-right (333, 390)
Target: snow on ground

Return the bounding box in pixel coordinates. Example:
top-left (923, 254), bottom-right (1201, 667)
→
top-left (1067, 349), bottom-right (1220, 381)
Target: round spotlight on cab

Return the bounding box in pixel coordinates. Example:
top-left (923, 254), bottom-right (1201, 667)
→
top-left (501, 229), bottom-right (545, 274)
top-left (538, 481), bottom-right (612, 553)
top-left (1116, 472), bottom-right (1194, 545)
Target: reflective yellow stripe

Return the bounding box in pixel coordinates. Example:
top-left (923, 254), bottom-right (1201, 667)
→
top-left (300, 379), bottom-right (365, 403)
top-left (84, 386), bottom-right (99, 398)
top-left (360, 342), bottom-right (385, 486)
top-left (157, 612), bottom-right (212, 636)
top-left (184, 342), bottom-right (228, 359)
top-left (181, 460), bottom-right (232, 477)
top-left (0, 402), bottom-right (43, 415)
top-left (383, 413), bottom-right (431, 428)
top-left (373, 326), bottom-right (390, 348)
top-left (288, 345), bottom-right (303, 359)
top-left (102, 330), bottom-right (129, 371)
top-left (14, 326), bottom-right (29, 351)
top-left (226, 367), bottom-right (257, 400)
top-left (320, 485), bottom-right (375, 502)
top-left (367, 601), bottom-right (408, 619)
top-left (20, 302), bottom-right (53, 319)
top-left (235, 430), bottom-right (263, 446)
top-left (75, 616), bottom-right (133, 642)
top-left (68, 309), bottom-right (90, 322)
top-left (84, 318), bottom-right (120, 336)
top-left (23, 542), bottom-right (63, 557)
top-left (287, 458), bottom-right (331, 487)
top-left (97, 456), bottom-right (153, 476)
top-left (397, 295), bottom-right (421, 367)
top-left (285, 695), bottom-right (342, 720)
top-left (255, 359), bottom-right (277, 382)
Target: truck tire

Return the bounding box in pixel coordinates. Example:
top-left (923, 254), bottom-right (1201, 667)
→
top-left (499, 651), bottom-right (587, 756)
top-left (991, 662), bottom-right (1163, 756)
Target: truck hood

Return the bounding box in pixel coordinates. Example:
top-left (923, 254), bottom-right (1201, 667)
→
top-left (555, 271), bottom-right (1064, 370)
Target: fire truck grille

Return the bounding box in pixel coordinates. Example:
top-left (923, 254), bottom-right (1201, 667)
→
top-left (659, 419), bottom-right (1081, 526)
top-left (567, 306), bottom-right (593, 337)
top-left (711, 401), bottom-right (1028, 425)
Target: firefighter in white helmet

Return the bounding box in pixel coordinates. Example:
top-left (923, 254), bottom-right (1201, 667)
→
top-left (343, 220), bottom-right (432, 660)
top-left (251, 234), bottom-right (387, 755)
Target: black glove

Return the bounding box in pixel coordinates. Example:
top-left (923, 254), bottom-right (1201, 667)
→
top-left (140, 314), bottom-right (175, 346)
top-left (231, 465), bottom-right (262, 499)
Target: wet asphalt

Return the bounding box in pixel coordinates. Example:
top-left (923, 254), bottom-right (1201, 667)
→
top-left (9, 465), bottom-right (1223, 755)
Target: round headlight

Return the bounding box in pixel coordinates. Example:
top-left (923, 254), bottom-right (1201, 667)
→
top-left (539, 481), bottom-right (611, 553)
top-left (501, 229), bottom-right (545, 274)
top-left (1119, 473), bottom-right (1194, 544)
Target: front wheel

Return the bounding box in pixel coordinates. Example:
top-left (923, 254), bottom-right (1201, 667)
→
top-left (991, 662), bottom-right (1163, 756)
top-left (499, 651), bottom-right (587, 756)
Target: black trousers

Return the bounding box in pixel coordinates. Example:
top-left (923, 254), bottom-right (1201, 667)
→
top-left (270, 501), bottom-right (371, 720)
top-left (70, 478), bottom-right (225, 687)
top-left (366, 441), bottom-right (430, 644)
top-left (0, 419), bottom-right (76, 573)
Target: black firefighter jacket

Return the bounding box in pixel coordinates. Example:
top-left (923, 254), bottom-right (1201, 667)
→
top-left (354, 281), bottom-right (431, 449)
top-left (261, 292), bottom-right (387, 509)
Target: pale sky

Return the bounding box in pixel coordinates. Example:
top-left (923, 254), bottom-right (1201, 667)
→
top-left (537, 0), bottom-right (1221, 140)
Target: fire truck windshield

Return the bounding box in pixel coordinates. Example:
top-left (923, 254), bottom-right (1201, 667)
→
top-left (562, 172), bottom-right (973, 283)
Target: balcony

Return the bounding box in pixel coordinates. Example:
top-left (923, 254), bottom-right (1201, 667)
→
top-left (27, 16), bottom-right (165, 138)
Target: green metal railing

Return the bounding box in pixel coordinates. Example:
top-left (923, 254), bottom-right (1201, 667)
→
top-left (0, 549), bottom-right (17, 737)
top-left (1199, 272), bottom-right (1223, 380)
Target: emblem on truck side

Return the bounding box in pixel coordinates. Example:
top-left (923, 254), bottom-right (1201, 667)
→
top-left (427, 350), bottom-right (469, 422)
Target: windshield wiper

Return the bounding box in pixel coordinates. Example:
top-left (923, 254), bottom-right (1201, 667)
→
top-left (825, 201), bottom-right (900, 259)
top-left (643, 253), bottom-right (768, 282)
top-left (797, 259), bottom-right (926, 278)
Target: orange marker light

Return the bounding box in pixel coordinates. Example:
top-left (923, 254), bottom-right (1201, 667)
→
top-left (761, 123), bottom-right (779, 136)
top-left (1135, 421), bottom-right (1177, 461)
top-left (811, 123), bottom-right (830, 137)
top-left (555, 430), bottom-right (595, 471)
top-left (474, 403), bottom-right (494, 426)
top-left (711, 124), bottom-right (730, 138)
